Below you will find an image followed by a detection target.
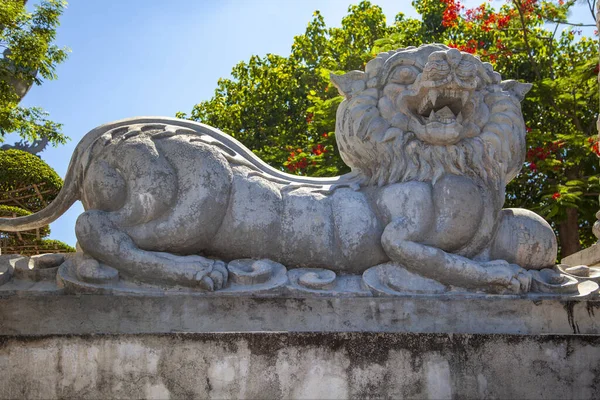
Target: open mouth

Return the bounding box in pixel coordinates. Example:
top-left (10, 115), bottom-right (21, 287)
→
top-left (397, 85), bottom-right (479, 145)
top-left (412, 88), bottom-right (472, 126)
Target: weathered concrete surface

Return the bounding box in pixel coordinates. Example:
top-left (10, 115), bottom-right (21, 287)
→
top-left (1, 332), bottom-right (599, 399)
top-left (562, 242), bottom-right (600, 267)
top-left (1, 294), bottom-right (599, 335)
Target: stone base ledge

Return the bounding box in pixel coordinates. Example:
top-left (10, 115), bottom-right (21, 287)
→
top-left (562, 242), bottom-right (600, 267)
top-left (1, 332), bottom-right (599, 399)
top-left (1, 293), bottom-right (599, 335)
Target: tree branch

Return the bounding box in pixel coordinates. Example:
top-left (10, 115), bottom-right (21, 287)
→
top-left (545, 20), bottom-right (596, 27)
top-left (513, 0), bottom-right (541, 81)
top-left (588, 0), bottom-right (597, 22)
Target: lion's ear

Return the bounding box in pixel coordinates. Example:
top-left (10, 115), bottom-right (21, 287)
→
top-left (330, 71), bottom-right (366, 99)
top-left (500, 80), bottom-right (532, 102)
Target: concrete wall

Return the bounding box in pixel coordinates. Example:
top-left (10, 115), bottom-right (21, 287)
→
top-left (1, 294), bottom-right (600, 335)
top-left (1, 332), bottom-right (599, 399)
top-left (2, 293), bottom-right (599, 398)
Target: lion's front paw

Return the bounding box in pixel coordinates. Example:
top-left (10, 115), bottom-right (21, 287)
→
top-left (195, 260), bottom-right (229, 291)
top-left (482, 260), bottom-right (532, 294)
top-left (508, 265), bottom-right (532, 294)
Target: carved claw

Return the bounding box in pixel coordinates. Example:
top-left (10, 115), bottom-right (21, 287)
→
top-left (195, 260), bottom-right (228, 291)
top-left (196, 274), bottom-right (214, 291)
top-left (210, 261), bottom-right (228, 289)
top-left (481, 260), bottom-right (532, 294)
top-left (509, 267), bottom-right (532, 294)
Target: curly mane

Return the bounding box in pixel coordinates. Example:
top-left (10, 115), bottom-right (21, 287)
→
top-left (331, 44), bottom-right (530, 195)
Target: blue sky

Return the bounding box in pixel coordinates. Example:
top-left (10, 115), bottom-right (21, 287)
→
top-left (10, 0), bottom-right (597, 247)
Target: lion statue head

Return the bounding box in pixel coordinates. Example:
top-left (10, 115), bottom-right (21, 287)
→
top-left (331, 44), bottom-right (531, 194)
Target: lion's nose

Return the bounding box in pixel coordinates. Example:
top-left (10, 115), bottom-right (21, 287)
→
top-left (446, 48), bottom-right (462, 68)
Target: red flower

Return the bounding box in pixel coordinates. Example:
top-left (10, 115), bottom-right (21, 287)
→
top-left (448, 40), bottom-right (478, 54)
top-left (499, 15), bottom-right (510, 28)
top-left (517, 0), bottom-right (537, 14)
top-left (322, 132), bottom-right (328, 138)
top-left (589, 137), bottom-right (600, 156)
top-left (312, 144), bottom-right (327, 156)
top-left (465, 4), bottom-right (485, 23)
top-left (552, 192), bottom-right (561, 200)
top-left (441, 0), bottom-right (461, 27)
top-left (529, 162), bottom-right (537, 171)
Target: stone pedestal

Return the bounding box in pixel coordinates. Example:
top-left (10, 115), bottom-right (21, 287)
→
top-left (2, 331), bottom-right (600, 400)
top-left (1, 293), bottom-right (599, 335)
top-left (1, 291), bottom-right (600, 399)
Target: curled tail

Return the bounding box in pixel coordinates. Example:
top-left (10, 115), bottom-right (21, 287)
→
top-left (0, 117), bottom-right (141, 233)
top-left (0, 116), bottom-right (355, 233)
top-left (0, 184), bottom-right (79, 231)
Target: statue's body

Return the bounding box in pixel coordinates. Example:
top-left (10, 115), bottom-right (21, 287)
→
top-left (0, 45), bottom-right (558, 294)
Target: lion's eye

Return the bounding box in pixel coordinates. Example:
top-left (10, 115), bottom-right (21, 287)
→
top-left (389, 66), bottom-right (419, 84)
top-left (456, 60), bottom-right (476, 79)
top-left (424, 60), bottom-right (450, 80)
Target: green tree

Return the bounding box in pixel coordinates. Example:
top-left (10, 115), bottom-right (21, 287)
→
top-left (0, 0), bottom-right (72, 255)
top-left (178, 2), bottom-right (391, 177)
top-left (0, 0), bottom-right (69, 145)
top-left (0, 149), bottom-right (74, 255)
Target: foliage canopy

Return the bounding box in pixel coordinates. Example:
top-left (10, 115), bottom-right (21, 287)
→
top-left (0, 0), bottom-right (69, 145)
top-left (0, 149), bottom-right (73, 254)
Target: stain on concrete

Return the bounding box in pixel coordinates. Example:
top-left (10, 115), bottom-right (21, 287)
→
top-left (2, 332), bottom-right (600, 399)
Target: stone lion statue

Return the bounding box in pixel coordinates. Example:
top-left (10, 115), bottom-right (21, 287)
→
top-left (0, 44), bottom-right (557, 293)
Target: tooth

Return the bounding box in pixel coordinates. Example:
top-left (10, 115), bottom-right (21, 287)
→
top-left (429, 89), bottom-right (439, 106)
top-left (457, 111), bottom-right (464, 124)
top-left (418, 96), bottom-right (430, 115)
top-left (429, 109), bottom-right (436, 121)
top-left (461, 91), bottom-right (469, 106)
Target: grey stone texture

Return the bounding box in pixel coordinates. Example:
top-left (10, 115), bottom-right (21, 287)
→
top-left (1, 332), bottom-right (600, 399)
top-left (2, 287), bottom-right (599, 398)
top-left (1, 292), bottom-right (599, 335)
top-left (0, 44), bottom-right (576, 295)
top-left (563, 242), bottom-right (600, 267)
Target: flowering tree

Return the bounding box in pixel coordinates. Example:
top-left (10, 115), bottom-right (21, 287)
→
top-left (179, 0), bottom-right (598, 258)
